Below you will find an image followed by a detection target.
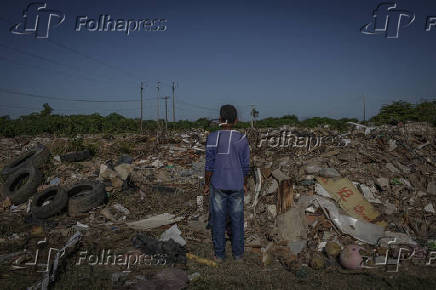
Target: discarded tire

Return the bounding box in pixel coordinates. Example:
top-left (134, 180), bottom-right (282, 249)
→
top-left (60, 150), bottom-right (91, 162)
top-left (1, 144), bottom-right (49, 178)
top-left (66, 181), bottom-right (106, 216)
top-left (31, 186), bottom-right (69, 219)
top-left (2, 167), bottom-right (42, 205)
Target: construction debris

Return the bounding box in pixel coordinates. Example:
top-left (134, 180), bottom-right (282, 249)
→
top-left (126, 213), bottom-right (184, 231)
top-left (0, 122), bottom-right (434, 288)
top-left (159, 224), bottom-right (186, 246)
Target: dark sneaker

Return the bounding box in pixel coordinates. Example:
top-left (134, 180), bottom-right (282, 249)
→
top-left (214, 256), bottom-right (224, 264)
top-left (233, 255), bottom-right (244, 262)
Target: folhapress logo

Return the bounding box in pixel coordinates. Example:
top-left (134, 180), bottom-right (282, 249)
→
top-left (10, 2), bottom-right (65, 38)
top-left (361, 2), bottom-right (415, 38)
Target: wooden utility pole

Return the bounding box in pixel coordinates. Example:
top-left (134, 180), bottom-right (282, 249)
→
top-left (363, 95), bottom-right (366, 122)
top-left (249, 105), bottom-right (257, 128)
top-left (156, 81), bottom-right (160, 122)
top-left (172, 81), bottom-right (176, 122)
top-left (163, 96), bottom-right (169, 130)
top-left (140, 82), bottom-right (143, 132)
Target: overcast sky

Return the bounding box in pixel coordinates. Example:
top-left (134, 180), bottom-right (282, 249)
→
top-left (0, 0), bottom-right (435, 121)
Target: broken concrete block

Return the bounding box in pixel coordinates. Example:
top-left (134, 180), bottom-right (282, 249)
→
top-left (375, 178), bottom-right (389, 189)
top-left (266, 179), bottom-right (279, 194)
top-left (156, 170), bottom-right (172, 183)
top-left (272, 169), bottom-right (289, 182)
top-left (111, 177), bottom-right (123, 189)
top-left (304, 164), bottom-right (321, 175)
top-left (288, 239), bottom-right (306, 255)
top-left (318, 168), bottom-right (340, 178)
top-left (396, 162), bottom-right (411, 174)
top-left (417, 191), bottom-right (427, 197)
top-left (114, 163), bottom-right (133, 180)
top-left (427, 182), bottom-right (436, 196)
top-left (113, 203), bottom-right (130, 215)
top-left (384, 202), bottom-right (396, 215)
top-left (277, 203), bottom-right (306, 242)
top-left (267, 204), bottom-right (277, 218)
top-left (261, 168), bottom-right (272, 179)
top-left (388, 139), bottom-right (397, 152)
top-left (386, 163), bottom-right (400, 173)
top-left (151, 159), bottom-right (164, 168)
top-left (99, 164), bottom-right (117, 180)
top-left (424, 203), bottom-right (435, 214)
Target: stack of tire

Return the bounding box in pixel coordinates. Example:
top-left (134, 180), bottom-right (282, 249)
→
top-left (1, 144), bottom-right (49, 205)
top-left (1, 144), bottom-right (106, 219)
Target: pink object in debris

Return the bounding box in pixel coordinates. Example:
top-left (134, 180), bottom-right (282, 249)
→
top-left (340, 245), bottom-right (363, 270)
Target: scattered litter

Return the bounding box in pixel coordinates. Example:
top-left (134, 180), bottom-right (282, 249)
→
top-left (196, 195), bottom-right (204, 212)
top-left (358, 184), bottom-right (382, 204)
top-left (132, 233), bottom-right (186, 264)
top-left (188, 272), bottom-right (201, 281)
top-left (424, 203), bottom-right (435, 214)
top-left (318, 168), bottom-right (341, 178)
top-left (186, 253), bottom-right (217, 267)
top-left (159, 224), bottom-right (186, 246)
top-left (112, 203), bottom-right (130, 215)
top-left (127, 213), bottom-right (184, 230)
top-left (340, 245), bottom-right (363, 270)
top-left (49, 177), bottom-right (61, 186)
top-left (317, 178), bottom-right (381, 222)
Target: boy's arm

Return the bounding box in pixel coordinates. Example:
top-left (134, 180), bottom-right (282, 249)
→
top-left (240, 136), bottom-right (250, 191)
top-left (204, 171), bottom-right (213, 194)
top-left (204, 135), bottom-right (216, 195)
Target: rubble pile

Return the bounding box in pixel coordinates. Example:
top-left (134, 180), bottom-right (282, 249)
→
top-left (242, 122), bottom-right (435, 270)
top-left (0, 122), bottom-right (435, 288)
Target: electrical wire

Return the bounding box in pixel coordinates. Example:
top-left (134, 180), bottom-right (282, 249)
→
top-left (0, 87), bottom-right (156, 103)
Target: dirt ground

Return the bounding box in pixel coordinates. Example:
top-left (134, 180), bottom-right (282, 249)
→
top-left (0, 125), bottom-right (435, 289)
top-left (1, 188), bottom-right (435, 290)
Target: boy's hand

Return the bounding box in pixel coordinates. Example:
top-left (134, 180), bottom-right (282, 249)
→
top-left (203, 185), bottom-right (210, 195)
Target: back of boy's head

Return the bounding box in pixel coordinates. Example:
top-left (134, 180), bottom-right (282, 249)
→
top-left (220, 105), bottom-right (237, 124)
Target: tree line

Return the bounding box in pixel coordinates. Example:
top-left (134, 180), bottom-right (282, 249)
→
top-left (0, 100), bottom-right (434, 137)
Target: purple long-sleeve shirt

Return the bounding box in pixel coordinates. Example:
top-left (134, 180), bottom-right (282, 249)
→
top-left (205, 130), bottom-right (250, 191)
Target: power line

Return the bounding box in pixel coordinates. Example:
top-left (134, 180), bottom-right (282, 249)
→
top-left (0, 55), bottom-right (116, 85)
top-left (0, 42), bottom-right (87, 73)
top-left (47, 39), bottom-right (142, 82)
top-left (0, 16), bottom-right (139, 83)
top-left (0, 104), bottom-right (43, 110)
top-left (0, 43), bottom-right (123, 85)
top-left (0, 88), bottom-right (156, 103)
top-left (177, 99), bottom-right (217, 112)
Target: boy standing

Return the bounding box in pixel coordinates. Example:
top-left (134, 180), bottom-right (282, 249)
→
top-left (203, 105), bottom-right (250, 262)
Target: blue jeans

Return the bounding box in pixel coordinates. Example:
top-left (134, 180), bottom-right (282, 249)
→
top-left (210, 185), bottom-right (244, 259)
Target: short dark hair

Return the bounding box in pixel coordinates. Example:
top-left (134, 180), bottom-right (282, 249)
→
top-left (220, 105), bottom-right (237, 124)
